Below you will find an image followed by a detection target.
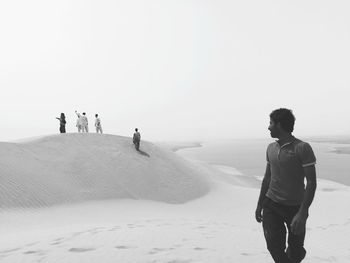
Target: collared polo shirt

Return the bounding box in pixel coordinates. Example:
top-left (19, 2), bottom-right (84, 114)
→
top-left (266, 137), bottom-right (316, 206)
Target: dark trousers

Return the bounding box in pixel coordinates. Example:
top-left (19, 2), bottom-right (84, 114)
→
top-left (134, 141), bottom-right (140, 151)
top-left (262, 197), bottom-right (306, 263)
top-left (60, 125), bottom-right (66, 133)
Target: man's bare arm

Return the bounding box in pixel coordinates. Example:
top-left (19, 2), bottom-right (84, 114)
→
top-left (255, 163), bottom-right (271, 222)
top-left (300, 165), bottom-right (317, 213)
top-left (291, 165), bottom-right (317, 234)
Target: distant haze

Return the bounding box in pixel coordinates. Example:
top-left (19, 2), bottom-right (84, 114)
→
top-left (1, 0), bottom-right (349, 142)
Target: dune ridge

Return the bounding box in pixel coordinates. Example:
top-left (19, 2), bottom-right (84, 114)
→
top-left (0, 134), bottom-right (210, 210)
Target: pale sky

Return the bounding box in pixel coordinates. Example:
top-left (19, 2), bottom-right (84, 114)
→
top-left (1, 0), bottom-right (349, 142)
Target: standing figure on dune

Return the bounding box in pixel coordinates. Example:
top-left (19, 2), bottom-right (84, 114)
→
top-left (75, 111), bottom-right (89, 133)
top-left (81, 112), bottom-right (89, 133)
top-left (75, 110), bottom-right (83, 133)
top-left (56, 113), bottom-right (66, 133)
top-left (255, 108), bottom-right (317, 263)
top-left (133, 128), bottom-right (141, 151)
top-left (95, 114), bottom-right (103, 134)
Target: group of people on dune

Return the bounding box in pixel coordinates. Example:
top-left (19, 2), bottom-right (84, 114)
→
top-left (55, 111), bottom-right (102, 134)
top-left (56, 111), bottom-right (141, 151)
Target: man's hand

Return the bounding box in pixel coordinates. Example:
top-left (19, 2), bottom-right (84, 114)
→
top-left (255, 205), bottom-right (263, 223)
top-left (290, 211), bottom-right (308, 235)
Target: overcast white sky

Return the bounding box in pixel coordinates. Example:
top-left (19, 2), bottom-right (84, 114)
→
top-left (1, 0), bottom-right (349, 142)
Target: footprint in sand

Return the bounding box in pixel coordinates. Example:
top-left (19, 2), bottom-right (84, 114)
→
top-left (88, 230), bottom-right (103, 235)
top-left (115, 245), bottom-right (137, 249)
top-left (71, 231), bottom-right (86, 238)
top-left (23, 250), bottom-right (38, 254)
top-left (23, 250), bottom-right (47, 256)
top-left (241, 251), bottom-right (268, 257)
top-left (51, 241), bottom-right (62, 246)
top-left (193, 247), bottom-right (207, 251)
top-left (50, 237), bottom-right (66, 246)
top-left (147, 260), bottom-right (192, 263)
top-left (26, 242), bottom-right (40, 247)
top-left (72, 227), bottom-right (105, 236)
top-left (165, 260), bottom-right (192, 263)
top-left (127, 224), bottom-right (146, 229)
top-left (148, 247), bottom-right (175, 255)
top-left (108, 226), bottom-right (121, 231)
top-left (69, 247), bottom-right (96, 252)
top-left (0, 247), bottom-right (22, 254)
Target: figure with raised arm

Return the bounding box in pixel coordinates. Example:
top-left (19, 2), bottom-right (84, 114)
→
top-left (75, 110), bottom-right (82, 133)
top-left (56, 113), bottom-right (66, 133)
top-left (75, 111), bottom-right (88, 133)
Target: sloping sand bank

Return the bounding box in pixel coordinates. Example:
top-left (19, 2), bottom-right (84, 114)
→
top-left (0, 134), bottom-right (210, 210)
top-left (0, 134), bottom-right (349, 262)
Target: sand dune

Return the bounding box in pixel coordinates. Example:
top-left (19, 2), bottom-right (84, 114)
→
top-left (1, 135), bottom-right (350, 262)
top-left (0, 134), bottom-right (210, 210)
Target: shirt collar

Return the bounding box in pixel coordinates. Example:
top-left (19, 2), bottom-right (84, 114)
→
top-left (276, 136), bottom-right (296, 148)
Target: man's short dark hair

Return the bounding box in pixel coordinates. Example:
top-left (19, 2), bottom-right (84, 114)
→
top-left (135, 128), bottom-right (138, 132)
top-left (270, 108), bottom-right (295, 133)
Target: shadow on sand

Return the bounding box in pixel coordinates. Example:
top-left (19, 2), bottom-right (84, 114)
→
top-left (137, 149), bottom-right (150, 157)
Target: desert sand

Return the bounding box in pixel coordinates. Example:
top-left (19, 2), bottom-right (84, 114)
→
top-left (0, 134), bottom-right (349, 262)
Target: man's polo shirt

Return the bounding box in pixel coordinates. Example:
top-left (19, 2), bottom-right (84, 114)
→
top-left (266, 137), bottom-right (316, 206)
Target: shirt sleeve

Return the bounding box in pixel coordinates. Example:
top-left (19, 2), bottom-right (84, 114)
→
top-left (298, 142), bottom-right (316, 167)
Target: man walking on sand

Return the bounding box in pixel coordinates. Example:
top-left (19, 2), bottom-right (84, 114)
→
top-left (255, 108), bottom-right (317, 263)
top-left (95, 114), bottom-right (103, 134)
top-left (133, 128), bottom-right (141, 151)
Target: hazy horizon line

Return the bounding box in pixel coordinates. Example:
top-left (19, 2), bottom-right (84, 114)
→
top-left (2, 132), bottom-right (350, 144)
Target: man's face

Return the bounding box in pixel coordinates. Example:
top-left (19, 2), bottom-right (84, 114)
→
top-left (268, 118), bottom-right (280, 138)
